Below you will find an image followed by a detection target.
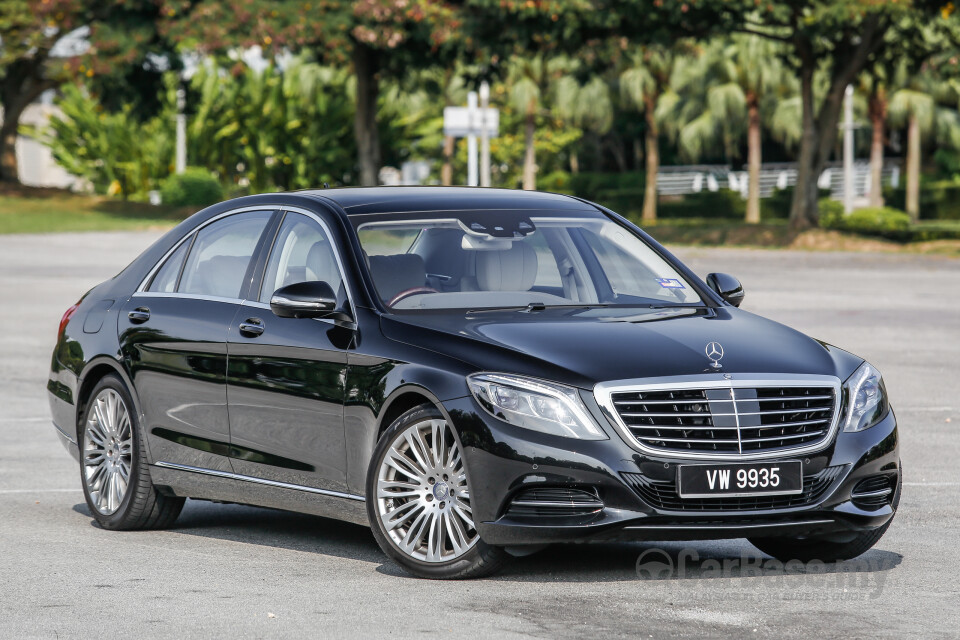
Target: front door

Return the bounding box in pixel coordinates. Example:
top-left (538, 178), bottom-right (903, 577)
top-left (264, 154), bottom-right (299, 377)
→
top-left (226, 211), bottom-right (351, 491)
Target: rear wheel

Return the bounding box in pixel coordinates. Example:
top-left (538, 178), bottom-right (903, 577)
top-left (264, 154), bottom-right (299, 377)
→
top-left (749, 471), bottom-right (901, 563)
top-left (80, 374), bottom-right (184, 530)
top-left (366, 405), bottom-right (507, 579)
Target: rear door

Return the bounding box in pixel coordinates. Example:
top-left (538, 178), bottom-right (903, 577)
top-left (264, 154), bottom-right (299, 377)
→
top-left (119, 209), bottom-right (275, 472)
top-left (225, 210), bottom-right (352, 492)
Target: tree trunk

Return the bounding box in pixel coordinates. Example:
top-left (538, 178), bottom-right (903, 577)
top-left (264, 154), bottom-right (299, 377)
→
top-left (789, 69), bottom-right (849, 231)
top-left (789, 18), bottom-right (886, 231)
top-left (745, 98), bottom-right (762, 224)
top-left (906, 112), bottom-right (920, 222)
top-left (441, 135), bottom-right (454, 185)
top-left (352, 44), bottom-right (381, 186)
top-left (642, 94), bottom-right (658, 223)
top-left (569, 150), bottom-right (579, 174)
top-left (867, 90), bottom-right (886, 208)
top-left (0, 118), bottom-right (19, 184)
top-left (0, 88), bottom-right (34, 184)
top-left (522, 111), bottom-right (536, 190)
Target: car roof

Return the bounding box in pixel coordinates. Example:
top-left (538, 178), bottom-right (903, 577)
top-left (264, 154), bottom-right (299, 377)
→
top-left (298, 186), bottom-right (598, 215)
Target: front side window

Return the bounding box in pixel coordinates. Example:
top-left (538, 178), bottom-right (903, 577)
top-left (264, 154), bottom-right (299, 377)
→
top-left (355, 213), bottom-right (702, 310)
top-left (260, 213), bottom-right (343, 303)
top-left (178, 210), bottom-right (272, 299)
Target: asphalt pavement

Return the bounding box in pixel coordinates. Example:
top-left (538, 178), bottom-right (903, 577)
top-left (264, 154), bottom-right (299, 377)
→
top-left (0, 231), bottom-right (957, 638)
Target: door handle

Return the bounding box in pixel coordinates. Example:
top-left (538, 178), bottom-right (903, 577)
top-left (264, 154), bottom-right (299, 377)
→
top-left (238, 318), bottom-right (265, 337)
top-left (128, 307), bottom-right (150, 324)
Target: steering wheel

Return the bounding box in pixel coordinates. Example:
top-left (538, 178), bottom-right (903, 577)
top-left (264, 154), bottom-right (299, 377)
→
top-left (387, 286), bottom-right (440, 307)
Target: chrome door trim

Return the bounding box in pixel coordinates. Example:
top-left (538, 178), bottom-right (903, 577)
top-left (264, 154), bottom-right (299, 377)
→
top-left (594, 372), bottom-right (843, 461)
top-left (152, 461), bottom-right (365, 502)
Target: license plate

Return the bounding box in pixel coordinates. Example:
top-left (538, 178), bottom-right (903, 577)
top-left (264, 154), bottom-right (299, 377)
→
top-left (677, 461), bottom-right (803, 498)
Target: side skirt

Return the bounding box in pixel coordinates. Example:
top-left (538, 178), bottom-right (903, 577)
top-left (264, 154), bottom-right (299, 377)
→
top-left (150, 462), bottom-right (369, 526)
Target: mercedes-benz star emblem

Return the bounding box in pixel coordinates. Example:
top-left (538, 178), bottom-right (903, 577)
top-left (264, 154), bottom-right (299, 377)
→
top-left (705, 341), bottom-right (724, 369)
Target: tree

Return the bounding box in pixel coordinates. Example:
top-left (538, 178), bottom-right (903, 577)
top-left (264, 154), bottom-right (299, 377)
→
top-left (164, 1), bottom-right (462, 186)
top-left (620, 44), bottom-right (687, 223)
top-left (729, 1), bottom-right (953, 230)
top-left (507, 56), bottom-right (581, 190)
top-left (554, 70), bottom-right (614, 174)
top-left (0, 0), bottom-right (168, 184)
top-left (888, 64), bottom-right (960, 221)
top-left (669, 36), bottom-right (795, 223)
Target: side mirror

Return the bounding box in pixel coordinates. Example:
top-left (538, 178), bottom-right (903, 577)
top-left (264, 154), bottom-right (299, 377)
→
top-left (270, 281), bottom-right (339, 319)
top-left (706, 272), bottom-right (745, 307)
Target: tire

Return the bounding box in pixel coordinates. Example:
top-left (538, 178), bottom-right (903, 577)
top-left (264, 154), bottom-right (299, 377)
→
top-left (749, 470), bottom-right (902, 563)
top-left (79, 374), bottom-right (184, 530)
top-left (366, 404), bottom-right (507, 579)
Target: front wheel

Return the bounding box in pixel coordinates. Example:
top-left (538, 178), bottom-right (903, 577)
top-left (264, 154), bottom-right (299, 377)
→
top-left (366, 405), bottom-right (507, 579)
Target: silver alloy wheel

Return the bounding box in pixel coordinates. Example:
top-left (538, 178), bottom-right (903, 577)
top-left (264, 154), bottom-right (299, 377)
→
top-left (376, 418), bottom-right (478, 563)
top-left (83, 389), bottom-right (133, 515)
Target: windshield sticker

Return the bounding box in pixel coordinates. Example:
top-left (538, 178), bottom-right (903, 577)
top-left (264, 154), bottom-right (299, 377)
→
top-left (657, 278), bottom-right (685, 289)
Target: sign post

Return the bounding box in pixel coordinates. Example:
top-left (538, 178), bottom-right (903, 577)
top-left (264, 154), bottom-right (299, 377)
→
top-left (467, 92), bottom-right (478, 187)
top-left (444, 96), bottom-right (499, 187)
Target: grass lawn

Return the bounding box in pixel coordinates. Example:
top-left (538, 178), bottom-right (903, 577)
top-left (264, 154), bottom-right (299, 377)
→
top-left (0, 187), bottom-right (191, 234)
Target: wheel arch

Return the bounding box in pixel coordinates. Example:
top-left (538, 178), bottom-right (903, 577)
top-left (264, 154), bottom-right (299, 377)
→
top-left (377, 385), bottom-right (452, 437)
top-left (76, 357), bottom-right (140, 441)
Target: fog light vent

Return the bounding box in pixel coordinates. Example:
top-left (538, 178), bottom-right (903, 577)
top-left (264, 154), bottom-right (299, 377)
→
top-left (851, 475), bottom-right (894, 510)
top-left (505, 487), bottom-right (603, 518)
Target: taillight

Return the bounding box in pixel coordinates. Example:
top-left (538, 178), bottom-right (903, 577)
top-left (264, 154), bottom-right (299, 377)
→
top-left (58, 301), bottom-right (81, 338)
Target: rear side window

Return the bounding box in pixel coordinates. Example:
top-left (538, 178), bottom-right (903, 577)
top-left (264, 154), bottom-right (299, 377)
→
top-left (178, 210), bottom-right (272, 299)
top-left (147, 240), bottom-right (190, 293)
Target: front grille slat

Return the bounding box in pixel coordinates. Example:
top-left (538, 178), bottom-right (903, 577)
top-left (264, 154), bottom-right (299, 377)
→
top-left (636, 436), bottom-right (741, 445)
top-left (736, 406), bottom-right (833, 416)
top-left (608, 383), bottom-right (837, 456)
top-left (622, 465), bottom-right (845, 512)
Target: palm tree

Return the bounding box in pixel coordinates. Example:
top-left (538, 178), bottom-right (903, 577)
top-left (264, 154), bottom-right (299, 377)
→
top-left (620, 45), bottom-right (686, 223)
top-left (667, 37), bottom-right (795, 223)
top-left (888, 63), bottom-right (960, 221)
top-left (554, 72), bottom-right (614, 173)
top-left (859, 72), bottom-right (889, 208)
top-left (508, 56), bottom-right (557, 190)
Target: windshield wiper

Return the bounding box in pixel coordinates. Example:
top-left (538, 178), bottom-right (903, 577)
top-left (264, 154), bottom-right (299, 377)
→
top-left (465, 302), bottom-right (613, 314)
top-left (465, 302), bottom-right (706, 314)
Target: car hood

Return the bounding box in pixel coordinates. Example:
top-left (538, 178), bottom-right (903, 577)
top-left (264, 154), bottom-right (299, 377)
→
top-left (380, 306), bottom-right (862, 389)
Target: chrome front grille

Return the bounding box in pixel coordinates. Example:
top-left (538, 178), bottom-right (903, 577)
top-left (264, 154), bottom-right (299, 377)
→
top-left (595, 375), bottom-right (842, 459)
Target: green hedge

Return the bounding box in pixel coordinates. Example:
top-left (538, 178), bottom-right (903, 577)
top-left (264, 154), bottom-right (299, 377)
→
top-left (160, 168), bottom-right (224, 207)
top-left (884, 181), bottom-right (960, 220)
top-left (819, 198), bottom-right (960, 241)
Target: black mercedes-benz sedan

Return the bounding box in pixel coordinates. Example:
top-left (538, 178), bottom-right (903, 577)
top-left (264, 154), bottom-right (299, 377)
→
top-left (48, 187), bottom-right (900, 578)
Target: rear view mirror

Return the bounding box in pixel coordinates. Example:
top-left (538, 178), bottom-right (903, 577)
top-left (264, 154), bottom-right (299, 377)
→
top-left (270, 281), bottom-right (338, 319)
top-left (706, 273), bottom-right (745, 307)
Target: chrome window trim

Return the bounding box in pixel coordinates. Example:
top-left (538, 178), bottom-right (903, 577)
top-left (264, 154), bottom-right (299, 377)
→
top-left (134, 205), bottom-right (356, 324)
top-left (593, 373), bottom-right (843, 461)
top-left (153, 461), bottom-right (365, 502)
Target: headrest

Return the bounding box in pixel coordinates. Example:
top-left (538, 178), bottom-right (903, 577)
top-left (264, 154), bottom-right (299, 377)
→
top-left (476, 242), bottom-right (538, 291)
top-left (367, 253), bottom-right (426, 301)
top-left (306, 240), bottom-right (338, 285)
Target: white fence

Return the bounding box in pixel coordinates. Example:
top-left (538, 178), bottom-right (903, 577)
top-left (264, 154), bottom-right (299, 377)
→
top-left (657, 161), bottom-right (901, 200)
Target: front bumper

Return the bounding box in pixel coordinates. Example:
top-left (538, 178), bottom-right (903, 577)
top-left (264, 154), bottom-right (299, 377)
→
top-left (443, 396), bottom-right (900, 546)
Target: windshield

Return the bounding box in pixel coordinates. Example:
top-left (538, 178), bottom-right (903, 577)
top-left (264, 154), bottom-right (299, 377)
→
top-left (356, 213), bottom-right (702, 311)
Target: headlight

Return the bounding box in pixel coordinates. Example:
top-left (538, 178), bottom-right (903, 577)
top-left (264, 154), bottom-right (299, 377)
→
top-left (467, 373), bottom-right (607, 440)
top-left (842, 361), bottom-right (887, 432)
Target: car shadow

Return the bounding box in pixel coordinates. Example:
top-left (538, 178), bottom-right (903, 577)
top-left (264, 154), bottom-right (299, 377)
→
top-left (72, 502), bottom-right (903, 583)
top-left (72, 499), bottom-right (384, 564)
